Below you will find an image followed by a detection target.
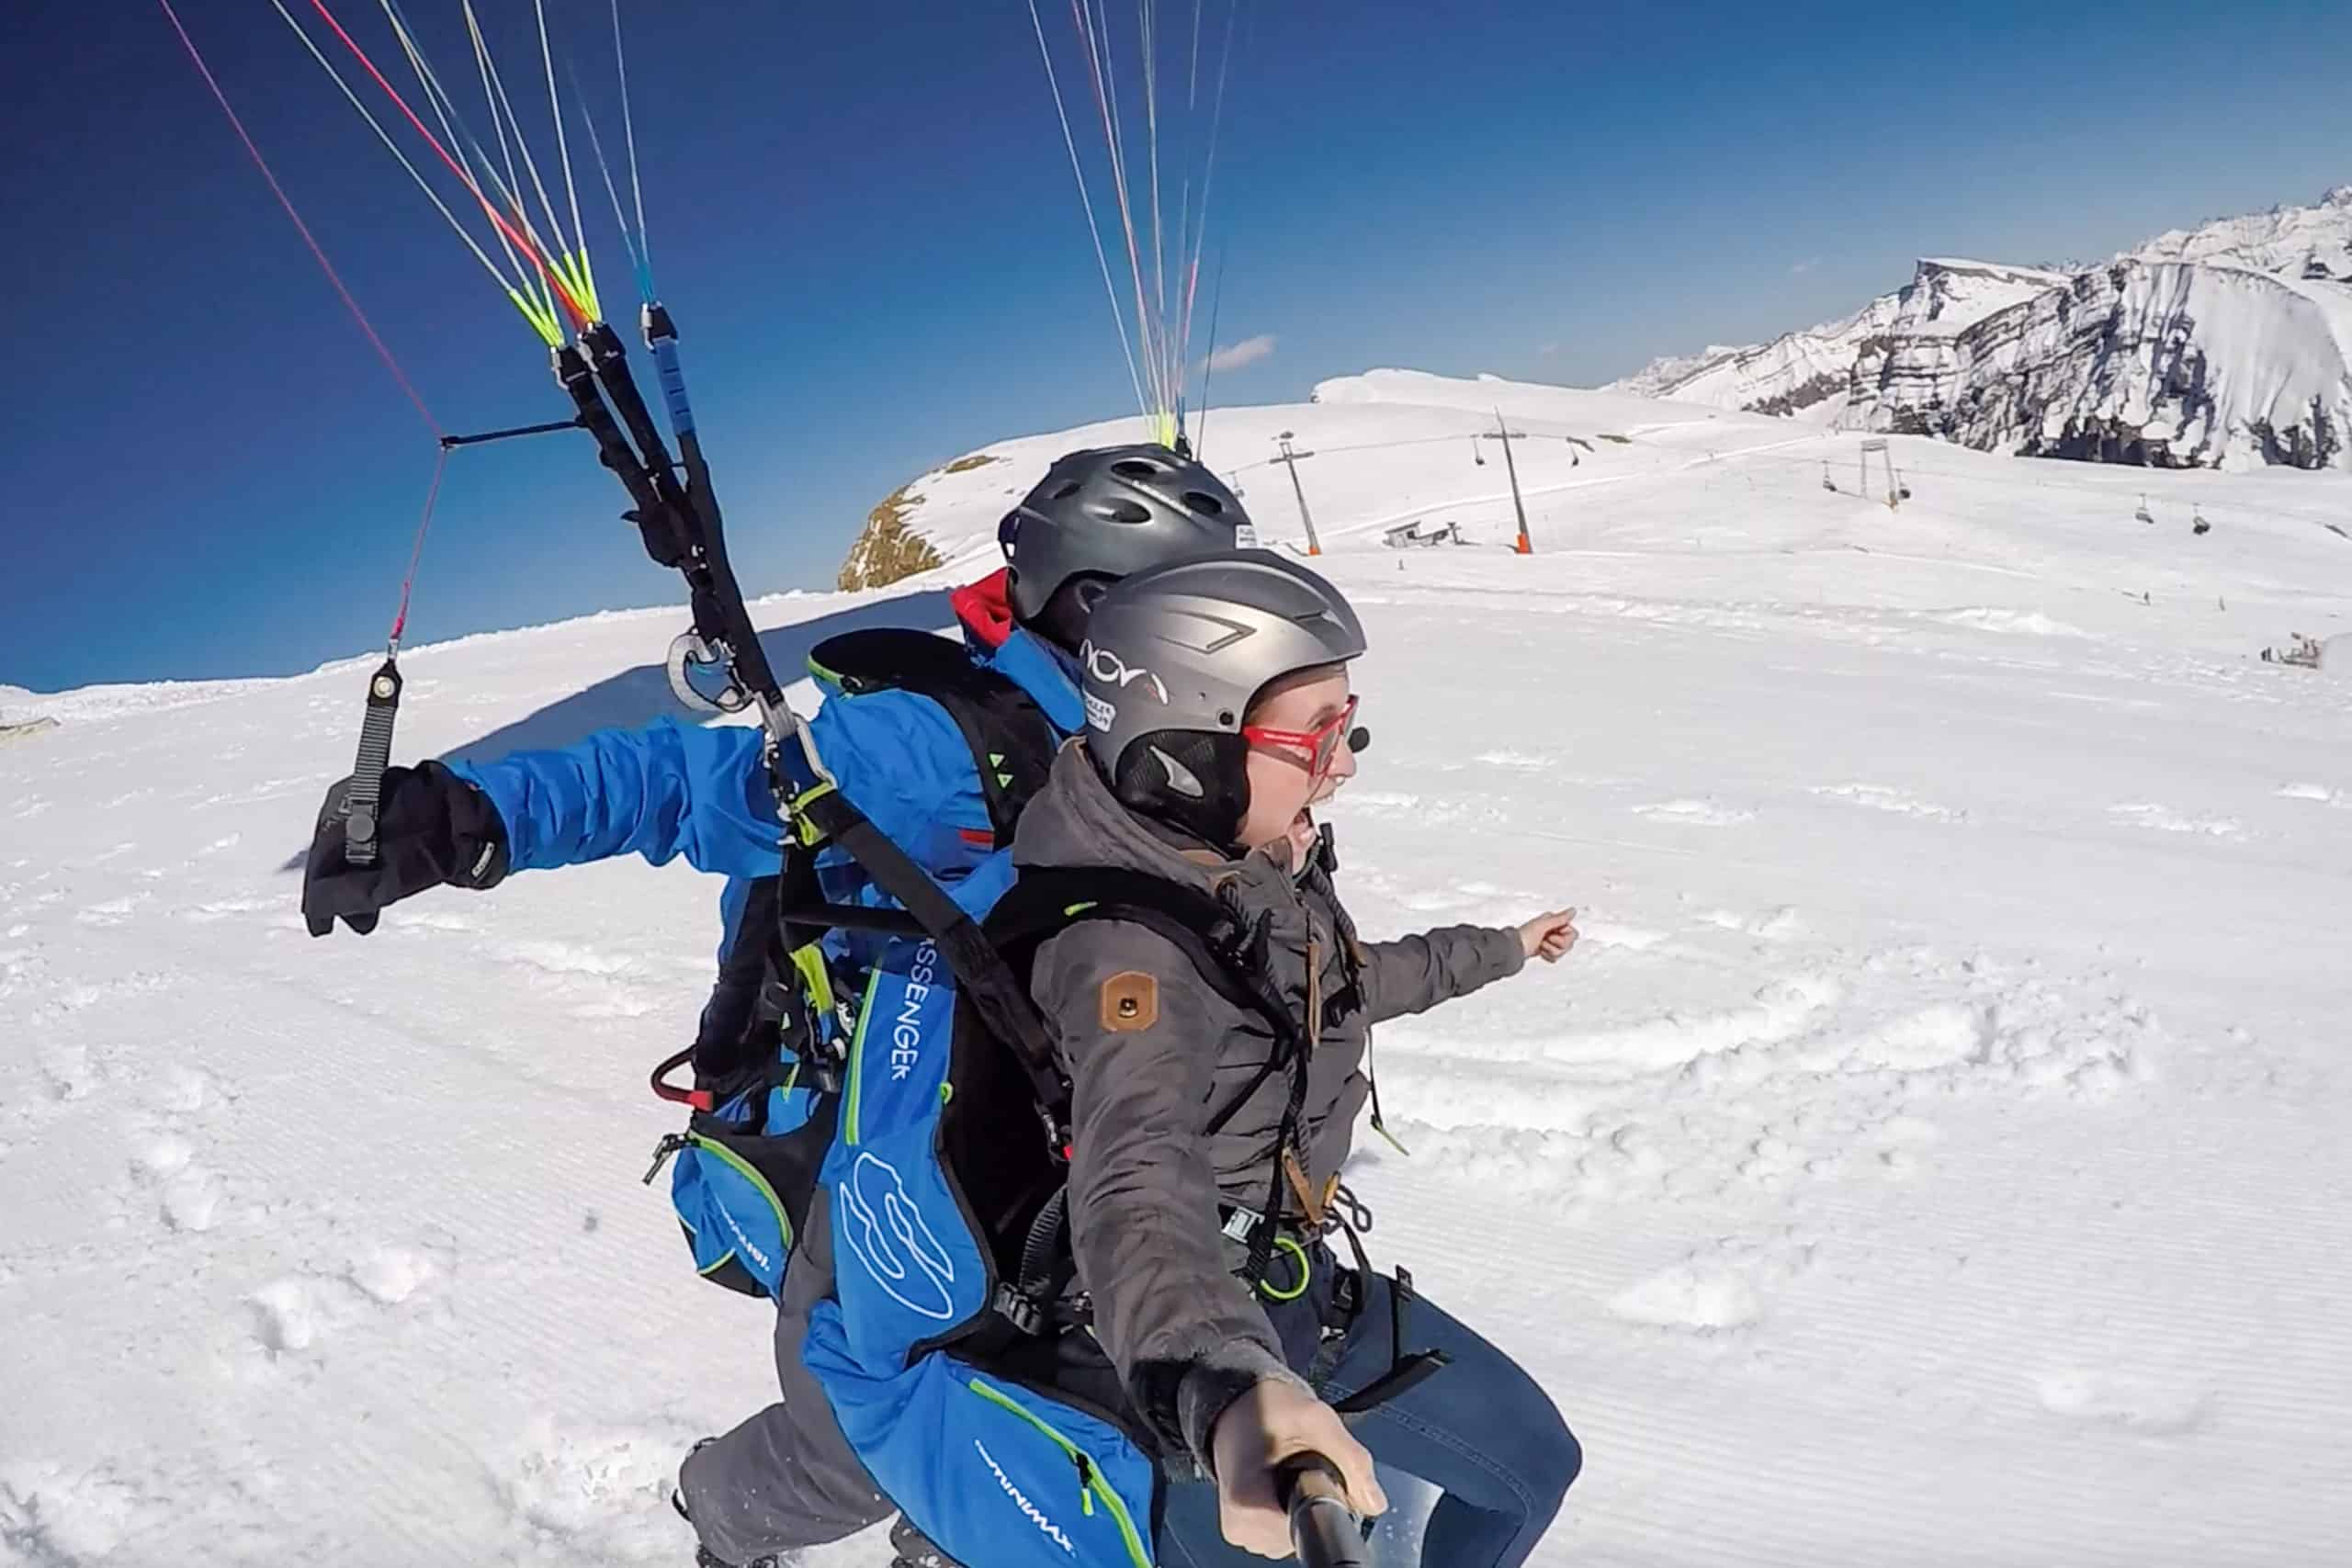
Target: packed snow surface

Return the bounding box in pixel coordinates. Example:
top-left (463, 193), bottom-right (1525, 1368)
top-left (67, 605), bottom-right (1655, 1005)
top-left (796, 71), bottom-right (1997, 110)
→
top-left (5, 385), bottom-right (2350, 1566)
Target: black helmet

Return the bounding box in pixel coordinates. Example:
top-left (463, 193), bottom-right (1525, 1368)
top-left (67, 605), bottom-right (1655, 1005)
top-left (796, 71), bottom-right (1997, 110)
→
top-left (999, 445), bottom-right (1254, 630)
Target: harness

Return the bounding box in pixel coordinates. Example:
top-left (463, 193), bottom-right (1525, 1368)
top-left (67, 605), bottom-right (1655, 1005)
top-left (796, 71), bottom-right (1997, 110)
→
top-left (641, 624), bottom-right (1058, 1294)
top-left (652, 628), bottom-right (1443, 1417)
top-left (976, 866), bottom-right (1449, 1413)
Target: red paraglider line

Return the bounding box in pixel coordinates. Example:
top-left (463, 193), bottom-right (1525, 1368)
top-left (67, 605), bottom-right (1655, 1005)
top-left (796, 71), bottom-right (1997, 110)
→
top-left (159, 0), bottom-right (442, 438)
top-left (304, 0), bottom-right (592, 327)
top-left (389, 445), bottom-right (452, 649)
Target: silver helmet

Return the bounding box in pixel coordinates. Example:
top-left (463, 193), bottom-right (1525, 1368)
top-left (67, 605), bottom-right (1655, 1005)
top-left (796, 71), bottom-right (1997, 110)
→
top-left (1078, 550), bottom-right (1367, 843)
top-left (999, 445), bottom-right (1254, 630)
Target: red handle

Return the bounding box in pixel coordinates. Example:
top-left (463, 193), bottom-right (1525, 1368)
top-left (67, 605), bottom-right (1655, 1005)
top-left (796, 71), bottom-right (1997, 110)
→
top-left (650, 1047), bottom-right (714, 1113)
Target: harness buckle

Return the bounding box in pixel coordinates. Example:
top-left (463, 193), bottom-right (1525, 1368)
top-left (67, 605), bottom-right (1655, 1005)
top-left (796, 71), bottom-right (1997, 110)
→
top-left (805, 1034), bottom-right (846, 1096)
top-left (641, 1133), bottom-right (690, 1186)
top-left (993, 1283), bottom-right (1046, 1337)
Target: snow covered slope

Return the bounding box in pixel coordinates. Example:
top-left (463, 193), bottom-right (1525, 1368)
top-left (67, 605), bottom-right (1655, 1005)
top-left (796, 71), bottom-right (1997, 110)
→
top-left (1607, 187), bottom-right (2352, 471)
top-left (833, 369), bottom-right (1791, 588)
top-left (6, 408), bottom-right (2352, 1565)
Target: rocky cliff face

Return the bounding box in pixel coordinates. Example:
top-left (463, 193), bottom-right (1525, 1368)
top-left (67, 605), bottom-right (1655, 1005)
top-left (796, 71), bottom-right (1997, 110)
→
top-left (1607, 187), bottom-right (2352, 471)
top-left (835, 481), bottom-right (944, 592)
top-left (833, 453), bottom-right (1009, 592)
top-left (1867, 260), bottom-right (2350, 470)
top-left (1839, 259), bottom-right (2074, 423)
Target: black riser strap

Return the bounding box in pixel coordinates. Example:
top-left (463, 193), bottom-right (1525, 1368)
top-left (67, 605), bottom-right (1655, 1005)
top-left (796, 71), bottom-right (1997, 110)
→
top-left (1332, 1350), bottom-right (1451, 1416)
top-left (582, 328), bottom-right (788, 710)
top-left (343, 658), bottom-right (402, 869)
top-left (582, 323), bottom-right (679, 486)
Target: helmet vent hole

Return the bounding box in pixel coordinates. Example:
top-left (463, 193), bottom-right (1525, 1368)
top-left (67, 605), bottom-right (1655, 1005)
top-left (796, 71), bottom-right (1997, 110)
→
top-left (1183, 491), bottom-right (1225, 515)
top-left (1111, 459), bottom-right (1158, 479)
top-left (1052, 481), bottom-right (1083, 501)
top-left (1108, 501), bottom-right (1152, 525)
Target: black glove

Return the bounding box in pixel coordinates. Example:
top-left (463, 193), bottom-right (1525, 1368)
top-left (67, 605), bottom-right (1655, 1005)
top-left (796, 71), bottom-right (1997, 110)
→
top-left (302, 761), bottom-right (510, 937)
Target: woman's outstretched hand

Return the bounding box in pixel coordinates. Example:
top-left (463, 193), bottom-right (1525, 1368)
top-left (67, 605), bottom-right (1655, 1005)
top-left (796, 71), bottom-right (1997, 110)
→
top-left (1518, 908), bottom-right (1579, 963)
top-left (1209, 1378), bottom-right (1386, 1558)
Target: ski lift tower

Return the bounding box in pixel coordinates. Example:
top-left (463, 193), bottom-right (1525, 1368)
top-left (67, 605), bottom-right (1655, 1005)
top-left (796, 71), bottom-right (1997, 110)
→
top-left (1860, 438), bottom-right (1900, 511)
top-left (1273, 432), bottom-right (1322, 557)
top-left (1479, 409), bottom-right (1535, 554)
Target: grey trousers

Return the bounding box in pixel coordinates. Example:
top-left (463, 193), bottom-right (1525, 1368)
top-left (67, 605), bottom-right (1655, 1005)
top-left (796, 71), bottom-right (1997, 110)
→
top-left (677, 1200), bottom-right (894, 1565)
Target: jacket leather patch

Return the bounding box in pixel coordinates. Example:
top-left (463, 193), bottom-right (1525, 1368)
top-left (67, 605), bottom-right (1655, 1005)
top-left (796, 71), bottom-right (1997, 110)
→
top-left (1100, 971), bottom-right (1160, 1033)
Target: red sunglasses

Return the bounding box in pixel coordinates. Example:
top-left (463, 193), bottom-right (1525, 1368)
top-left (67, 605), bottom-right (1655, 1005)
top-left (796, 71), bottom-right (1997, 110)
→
top-left (1242, 694), bottom-right (1360, 777)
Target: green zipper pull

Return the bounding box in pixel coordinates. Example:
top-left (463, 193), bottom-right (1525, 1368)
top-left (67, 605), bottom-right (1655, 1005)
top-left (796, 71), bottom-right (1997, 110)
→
top-left (1072, 1452), bottom-right (1096, 1516)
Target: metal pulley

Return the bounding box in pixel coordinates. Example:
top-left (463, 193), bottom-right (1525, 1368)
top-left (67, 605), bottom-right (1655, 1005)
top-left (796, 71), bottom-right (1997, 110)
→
top-left (666, 630), bottom-right (752, 713)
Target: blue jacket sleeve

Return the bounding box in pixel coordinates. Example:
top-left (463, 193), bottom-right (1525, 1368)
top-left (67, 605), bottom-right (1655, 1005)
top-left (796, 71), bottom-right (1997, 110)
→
top-left (446, 689), bottom-right (995, 891)
top-left (446, 717), bottom-right (782, 878)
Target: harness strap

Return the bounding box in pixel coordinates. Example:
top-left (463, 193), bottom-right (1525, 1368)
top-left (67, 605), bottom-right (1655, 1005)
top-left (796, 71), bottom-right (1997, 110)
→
top-left (1018, 873), bottom-right (1323, 1292)
top-left (1226, 1183), bottom-right (1453, 1416)
top-left (773, 900), bottom-right (924, 937)
top-left (794, 784), bottom-right (1069, 1113)
top-left (1330, 1258), bottom-right (1452, 1416)
top-left (1318, 1191), bottom-right (1452, 1417)
top-left (980, 871), bottom-right (1320, 1328)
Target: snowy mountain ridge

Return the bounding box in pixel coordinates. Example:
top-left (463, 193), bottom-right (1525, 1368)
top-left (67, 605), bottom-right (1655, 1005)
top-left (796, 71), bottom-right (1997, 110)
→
top-left (1605, 186), bottom-right (2352, 471)
top-left (1612, 258), bottom-right (2073, 426)
top-left (2132, 184), bottom-right (2352, 276)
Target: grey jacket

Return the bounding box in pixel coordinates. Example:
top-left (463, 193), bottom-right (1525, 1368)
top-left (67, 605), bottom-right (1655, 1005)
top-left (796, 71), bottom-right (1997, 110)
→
top-left (1012, 742), bottom-right (1525, 1464)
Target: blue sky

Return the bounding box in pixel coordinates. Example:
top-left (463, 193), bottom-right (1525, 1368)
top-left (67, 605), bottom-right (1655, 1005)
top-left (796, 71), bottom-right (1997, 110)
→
top-left (5, 0), bottom-right (2349, 692)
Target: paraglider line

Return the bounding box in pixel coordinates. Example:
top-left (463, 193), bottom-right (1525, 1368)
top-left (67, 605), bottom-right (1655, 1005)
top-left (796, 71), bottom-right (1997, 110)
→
top-left (1075, 0), bottom-right (1165, 428)
top-left (447, 2), bottom-right (548, 305)
top-left (379, 0), bottom-right (552, 323)
top-left (610, 0), bottom-right (650, 282)
top-left (158, 0), bottom-right (439, 438)
top-left (267, 0), bottom-right (553, 343)
top-left (534, 0), bottom-right (594, 308)
top-left (1177, 0), bottom-right (1237, 376)
top-left (307, 0), bottom-right (591, 325)
top-left (1193, 237), bottom-right (1227, 457)
top-left (568, 52), bottom-right (650, 304)
top-left (389, 445), bottom-right (452, 649)
top-left (461, 0), bottom-right (591, 314)
top-left (1028, 0), bottom-right (1148, 420)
